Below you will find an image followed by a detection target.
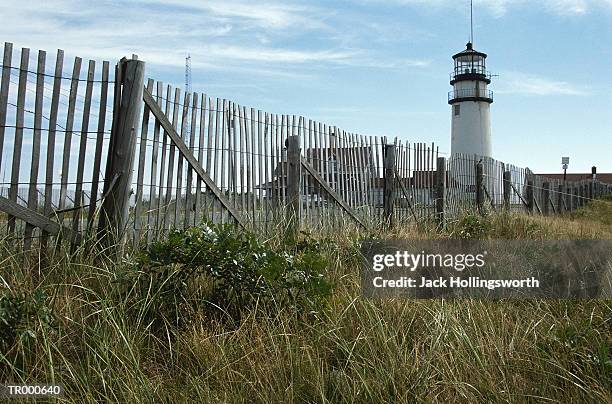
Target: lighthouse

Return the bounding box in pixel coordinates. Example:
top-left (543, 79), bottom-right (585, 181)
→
top-left (448, 41), bottom-right (493, 157)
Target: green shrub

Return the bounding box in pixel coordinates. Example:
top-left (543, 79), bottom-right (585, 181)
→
top-left (570, 198), bottom-right (612, 226)
top-left (447, 212), bottom-right (492, 239)
top-left (136, 223), bottom-right (332, 324)
top-left (0, 289), bottom-right (55, 354)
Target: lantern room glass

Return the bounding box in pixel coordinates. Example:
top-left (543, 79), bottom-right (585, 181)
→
top-left (454, 54), bottom-right (486, 76)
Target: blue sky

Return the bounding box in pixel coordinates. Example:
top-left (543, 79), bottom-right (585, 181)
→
top-left (1, 0), bottom-right (611, 173)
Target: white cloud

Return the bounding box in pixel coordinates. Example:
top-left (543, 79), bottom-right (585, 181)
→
top-left (0, 0), bottom-right (429, 79)
top-left (544, 0), bottom-right (588, 15)
top-left (204, 45), bottom-right (357, 64)
top-left (497, 73), bottom-right (589, 95)
top-left (364, 0), bottom-right (612, 17)
top-left (130, 0), bottom-right (325, 31)
top-left (340, 58), bottom-right (432, 68)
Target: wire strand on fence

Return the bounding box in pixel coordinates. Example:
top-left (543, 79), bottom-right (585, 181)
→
top-left (0, 63), bottom-right (112, 83)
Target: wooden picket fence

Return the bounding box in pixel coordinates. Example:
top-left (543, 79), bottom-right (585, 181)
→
top-left (1, 42), bottom-right (611, 252)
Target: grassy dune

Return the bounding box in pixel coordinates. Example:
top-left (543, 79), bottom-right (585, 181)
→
top-left (0, 200), bottom-right (611, 403)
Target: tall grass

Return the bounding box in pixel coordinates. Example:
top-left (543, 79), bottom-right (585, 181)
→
top-left (0, 201), bottom-right (611, 402)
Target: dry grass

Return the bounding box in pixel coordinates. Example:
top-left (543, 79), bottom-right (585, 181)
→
top-left (0, 200), bottom-right (611, 403)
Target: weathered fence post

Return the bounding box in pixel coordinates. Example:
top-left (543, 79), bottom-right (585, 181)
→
top-left (435, 156), bottom-right (446, 229)
top-left (573, 185), bottom-right (579, 210)
top-left (503, 170), bottom-right (511, 210)
top-left (526, 179), bottom-right (534, 214)
top-left (566, 185), bottom-right (573, 212)
top-left (98, 56), bottom-right (145, 247)
top-left (475, 161), bottom-right (484, 214)
top-left (542, 182), bottom-right (550, 216)
top-left (286, 134), bottom-right (301, 238)
top-left (557, 184), bottom-right (564, 213)
top-left (383, 144), bottom-right (396, 228)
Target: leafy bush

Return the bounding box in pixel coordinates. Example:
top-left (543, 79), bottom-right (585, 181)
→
top-left (445, 211), bottom-right (552, 239)
top-left (447, 212), bottom-right (492, 239)
top-left (136, 223), bottom-right (332, 324)
top-left (0, 289), bottom-right (55, 354)
top-left (570, 198), bottom-right (612, 226)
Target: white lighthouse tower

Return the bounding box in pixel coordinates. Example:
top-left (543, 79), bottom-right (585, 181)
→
top-left (449, 41), bottom-right (493, 157)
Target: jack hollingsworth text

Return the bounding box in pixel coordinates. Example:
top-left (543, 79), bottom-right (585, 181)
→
top-left (372, 276), bottom-right (540, 290)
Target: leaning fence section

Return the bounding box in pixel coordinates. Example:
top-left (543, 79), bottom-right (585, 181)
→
top-left (129, 80), bottom-right (443, 245)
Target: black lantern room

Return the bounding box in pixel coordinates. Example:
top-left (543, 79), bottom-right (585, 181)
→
top-left (448, 42), bottom-right (493, 104)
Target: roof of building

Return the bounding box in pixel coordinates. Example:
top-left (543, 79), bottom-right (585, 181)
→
top-left (452, 42), bottom-right (487, 60)
top-left (536, 173), bottom-right (612, 183)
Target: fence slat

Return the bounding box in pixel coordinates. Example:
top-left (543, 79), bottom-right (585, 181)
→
top-left (220, 100), bottom-right (228, 224)
top-left (72, 59), bottom-right (95, 239)
top-left (185, 92), bottom-right (202, 227)
top-left (232, 104), bottom-right (239, 216)
top-left (174, 91), bottom-right (189, 228)
top-left (243, 106), bottom-right (253, 228)
top-left (302, 121), bottom-right (310, 219)
top-left (336, 128), bottom-right (346, 207)
top-left (194, 93), bottom-right (207, 225)
top-left (275, 115), bottom-right (281, 214)
top-left (185, 92), bottom-right (198, 228)
top-left (8, 47), bottom-right (30, 235)
top-left (236, 105), bottom-right (244, 220)
top-left (155, 84), bottom-right (171, 235)
top-left (354, 133), bottom-right (363, 211)
top-left (24, 50), bottom-right (46, 249)
top-left (42, 49), bottom-right (64, 247)
top-left (133, 78), bottom-right (154, 245)
top-left (163, 87), bottom-right (180, 229)
top-left (269, 114), bottom-right (275, 219)
top-left (359, 134), bottom-right (368, 214)
top-left (203, 95), bottom-right (215, 221)
top-left (261, 111), bottom-right (268, 229)
top-left (212, 98), bottom-right (221, 224)
top-left (364, 135), bottom-right (371, 219)
top-left (257, 110), bottom-right (263, 227)
top-left (145, 81), bottom-right (163, 243)
top-left (354, 133), bottom-right (364, 211)
top-left (372, 136), bottom-right (380, 220)
top-left (0, 42), bottom-right (13, 172)
top-left (57, 56), bottom-right (82, 227)
top-left (86, 60), bottom-right (109, 236)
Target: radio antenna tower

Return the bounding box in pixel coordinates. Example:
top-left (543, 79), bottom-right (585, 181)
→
top-left (185, 54), bottom-right (192, 142)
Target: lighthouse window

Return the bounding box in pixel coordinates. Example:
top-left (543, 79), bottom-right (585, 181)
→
top-left (454, 105), bottom-right (460, 116)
